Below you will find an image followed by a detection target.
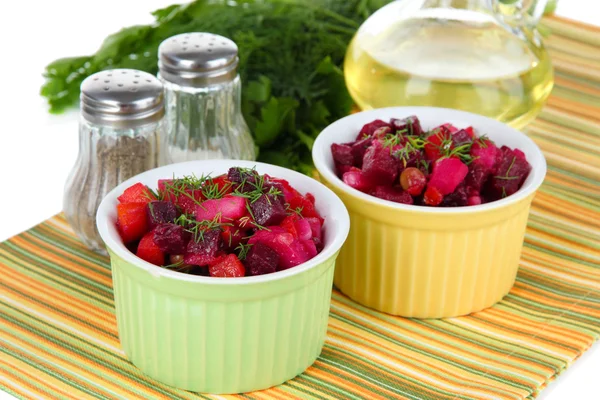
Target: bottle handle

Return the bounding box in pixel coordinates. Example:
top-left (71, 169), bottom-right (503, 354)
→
top-left (494, 0), bottom-right (549, 28)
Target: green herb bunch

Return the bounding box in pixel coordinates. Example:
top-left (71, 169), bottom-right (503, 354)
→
top-left (40, 0), bottom-right (394, 174)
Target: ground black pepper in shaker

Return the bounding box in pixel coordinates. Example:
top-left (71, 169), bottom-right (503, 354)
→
top-left (63, 69), bottom-right (167, 254)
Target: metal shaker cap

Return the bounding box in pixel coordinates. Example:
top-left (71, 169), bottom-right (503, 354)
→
top-left (158, 33), bottom-right (239, 87)
top-left (80, 69), bottom-right (164, 128)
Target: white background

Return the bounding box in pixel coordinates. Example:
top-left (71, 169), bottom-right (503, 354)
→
top-left (0, 1), bottom-right (597, 399)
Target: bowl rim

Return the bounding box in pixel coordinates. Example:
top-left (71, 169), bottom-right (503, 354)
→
top-left (96, 160), bottom-right (350, 285)
top-left (312, 106), bottom-right (547, 214)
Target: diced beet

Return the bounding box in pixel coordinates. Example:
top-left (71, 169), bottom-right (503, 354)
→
top-left (357, 119), bottom-right (390, 140)
top-left (371, 186), bottom-right (413, 204)
top-left (514, 148), bottom-right (527, 161)
top-left (136, 231), bottom-right (165, 266)
top-left (440, 182), bottom-right (468, 207)
top-left (294, 219), bottom-right (312, 241)
top-left (390, 115), bottom-right (423, 136)
top-left (471, 139), bottom-right (499, 171)
top-left (250, 194), bottom-right (287, 226)
top-left (361, 140), bottom-right (399, 186)
top-left (118, 183), bottom-right (156, 204)
top-left (331, 143), bottom-right (354, 166)
top-left (335, 163), bottom-right (353, 178)
top-left (468, 196), bottom-right (482, 206)
top-left (244, 243), bottom-right (279, 276)
top-left (268, 178), bottom-right (300, 204)
top-left (195, 196), bottom-right (247, 222)
top-left (184, 229), bottom-right (221, 266)
top-left (300, 239), bottom-right (318, 259)
top-left (305, 217), bottom-right (323, 244)
top-left (438, 123), bottom-right (459, 134)
top-left (246, 225), bottom-right (317, 271)
top-left (153, 223), bottom-right (188, 254)
top-left (487, 147), bottom-right (532, 199)
top-left (147, 201), bottom-right (180, 229)
top-left (228, 167), bottom-right (258, 184)
top-left (209, 254), bottom-right (245, 277)
top-left (350, 137), bottom-right (372, 168)
top-left (117, 203), bottom-right (149, 243)
top-left (451, 129), bottom-right (472, 146)
top-left (427, 157), bottom-right (469, 195)
top-left (372, 126), bottom-right (392, 139)
top-left (465, 164), bottom-right (489, 195)
top-left (342, 168), bottom-right (373, 193)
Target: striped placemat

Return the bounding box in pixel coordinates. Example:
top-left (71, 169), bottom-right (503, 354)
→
top-left (1, 15), bottom-right (599, 400)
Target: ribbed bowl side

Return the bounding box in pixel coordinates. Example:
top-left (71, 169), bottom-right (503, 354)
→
top-left (329, 188), bottom-right (534, 318)
top-left (111, 255), bottom-right (336, 393)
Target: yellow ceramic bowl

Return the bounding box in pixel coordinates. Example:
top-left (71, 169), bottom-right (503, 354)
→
top-left (313, 107), bottom-right (547, 318)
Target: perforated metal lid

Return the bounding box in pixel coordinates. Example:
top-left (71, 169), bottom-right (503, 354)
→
top-left (158, 33), bottom-right (239, 87)
top-left (80, 69), bottom-right (165, 128)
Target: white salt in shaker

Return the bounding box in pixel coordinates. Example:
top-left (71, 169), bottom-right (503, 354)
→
top-left (158, 33), bottom-right (256, 162)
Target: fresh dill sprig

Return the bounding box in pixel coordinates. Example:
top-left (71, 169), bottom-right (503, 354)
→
top-left (201, 177), bottom-right (232, 200)
top-left (173, 213), bottom-right (231, 242)
top-left (285, 203), bottom-right (304, 217)
top-left (494, 156), bottom-right (519, 180)
top-left (235, 242), bottom-right (253, 260)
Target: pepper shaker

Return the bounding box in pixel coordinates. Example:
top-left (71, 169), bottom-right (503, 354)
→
top-left (158, 33), bottom-right (256, 162)
top-left (64, 69), bottom-right (167, 254)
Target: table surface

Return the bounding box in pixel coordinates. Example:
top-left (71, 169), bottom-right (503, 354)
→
top-left (0, 1), bottom-right (597, 399)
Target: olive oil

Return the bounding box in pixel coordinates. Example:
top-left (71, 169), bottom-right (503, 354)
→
top-left (344, 18), bottom-right (554, 129)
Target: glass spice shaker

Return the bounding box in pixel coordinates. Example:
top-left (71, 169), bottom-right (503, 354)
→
top-left (64, 69), bottom-right (167, 254)
top-left (158, 32), bottom-right (256, 162)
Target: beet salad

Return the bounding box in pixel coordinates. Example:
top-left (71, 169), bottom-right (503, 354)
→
top-left (331, 116), bottom-right (532, 207)
top-left (115, 167), bottom-right (324, 277)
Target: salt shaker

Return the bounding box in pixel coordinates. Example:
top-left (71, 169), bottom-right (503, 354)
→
top-left (64, 69), bottom-right (167, 254)
top-left (158, 33), bottom-right (256, 162)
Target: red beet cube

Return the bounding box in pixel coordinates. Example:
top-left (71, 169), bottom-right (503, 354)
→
top-left (471, 139), bottom-right (499, 171)
top-left (361, 141), bottom-right (399, 186)
top-left (147, 201), bottom-right (180, 229)
top-left (117, 203), bottom-right (149, 243)
top-left (357, 119), bottom-right (390, 140)
top-left (335, 163), bottom-right (353, 178)
top-left (487, 147), bottom-right (532, 199)
top-left (440, 182), bottom-right (468, 207)
top-left (244, 242), bottom-right (279, 276)
top-left (371, 186), bottom-right (413, 204)
top-left (153, 223), bottom-right (188, 254)
top-left (331, 143), bottom-right (354, 166)
top-left (250, 194), bottom-right (287, 226)
top-left (465, 164), bottom-right (489, 195)
top-left (390, 115), bottom-right (423, 136)
top-left (118, 183), bottom-right (156, 204)
top-left (451, 129), bottom-right (472, 146)
top-left (350, 138), bottom-right (372, 167)
top-left (195, 196), bottom-right (247, 223)
top-left (209, 254), bottom-right (245, 278)
top-left (428, 157), bottom-right (469, 195)
top-left (184, 229), bottom-right (221, 266)
top-left (136, 231), bottom-right (165, 266)
top-left (342, 168), bottom-right (373, 193)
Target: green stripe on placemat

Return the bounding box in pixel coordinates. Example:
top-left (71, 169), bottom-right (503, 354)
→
top-left (1, 15), bottom-right (599, 400)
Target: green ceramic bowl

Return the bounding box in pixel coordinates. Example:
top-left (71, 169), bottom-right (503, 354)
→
top-left (96, 160), bottom-right (350, 393)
